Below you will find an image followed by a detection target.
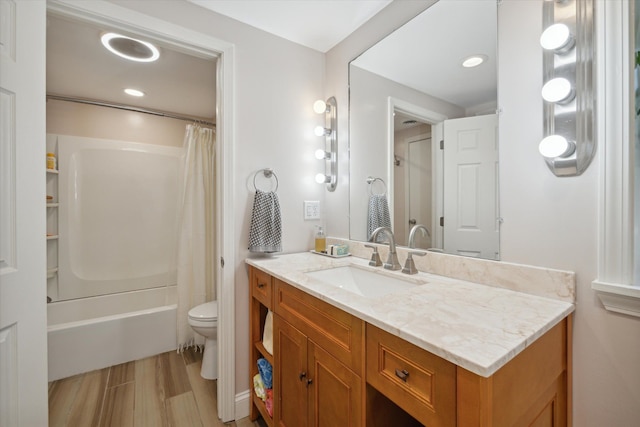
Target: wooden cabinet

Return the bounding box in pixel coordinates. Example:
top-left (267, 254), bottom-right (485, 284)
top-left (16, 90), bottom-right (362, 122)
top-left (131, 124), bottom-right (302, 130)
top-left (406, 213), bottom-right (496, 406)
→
top-left (274, 315), bottom-right (364, 427)
top-left (273, 278), bottom-right (365, 427)
top-left (367, 321), bottom-right (569, 427)
top-left (249, 266), bottom-right (570, 427)
top-left (366, 325), bottom-right (456, 427)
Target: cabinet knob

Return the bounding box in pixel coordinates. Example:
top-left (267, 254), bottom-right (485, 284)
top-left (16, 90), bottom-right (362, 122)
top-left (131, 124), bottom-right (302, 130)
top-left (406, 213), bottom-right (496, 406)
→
top-left (299, 371), bottom-right (307, 381)
top-left (306, 378), bottom-right (313, 386)
top-left (257, 283), bottom-right (266, 289)
top-left (395, 369), bottom-right (410, 382)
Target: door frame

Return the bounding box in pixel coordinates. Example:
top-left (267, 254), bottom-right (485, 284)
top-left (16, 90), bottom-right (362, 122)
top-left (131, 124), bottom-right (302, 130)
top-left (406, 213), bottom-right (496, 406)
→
top-left (46, 1), bottom-right (237, 421)
top-left (387, 97), bottom-right (448, 248)
top-left (403, 134), bottom-right (432, 246)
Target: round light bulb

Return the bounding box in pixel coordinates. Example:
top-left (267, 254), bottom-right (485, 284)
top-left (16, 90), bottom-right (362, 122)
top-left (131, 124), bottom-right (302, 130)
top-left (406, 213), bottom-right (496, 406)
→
top-left (462, 55), bottom-right (487, 68)
top-left (315, 149), bottom-right (327, 160)
top-left (315, 173), bottom-right (328, 184)
top-left (539, 135), bottom-right (575, 158)
top-left (314, 126), bottom-right (328, 137)
top-left (541, 78), bottom-right (574, 103)
top-left (313, 100), bottom-right (327, 114)
top-left (124, 88), bottom-right (145, 97)
top-left (540, 24), bottom-right (573, 52)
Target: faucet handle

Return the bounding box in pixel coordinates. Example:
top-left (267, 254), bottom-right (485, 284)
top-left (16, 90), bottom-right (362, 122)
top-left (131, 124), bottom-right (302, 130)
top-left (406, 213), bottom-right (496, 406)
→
top-left (402, 251), bottom-right (426, 275)
top-left (364, 244), bottom-right (382, 267)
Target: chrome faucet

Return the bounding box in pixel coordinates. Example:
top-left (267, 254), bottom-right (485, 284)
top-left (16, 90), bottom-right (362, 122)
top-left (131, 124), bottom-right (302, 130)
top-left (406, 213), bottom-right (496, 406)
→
top-left (369, 227), bottom-right (401, 270)
top-left (408, 224), bottom-right (431, 248)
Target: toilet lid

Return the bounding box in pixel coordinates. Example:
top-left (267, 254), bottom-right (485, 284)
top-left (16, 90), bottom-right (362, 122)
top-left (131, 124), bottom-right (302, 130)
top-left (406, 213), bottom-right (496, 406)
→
top-left (188, 301), bottom-right (218, 320)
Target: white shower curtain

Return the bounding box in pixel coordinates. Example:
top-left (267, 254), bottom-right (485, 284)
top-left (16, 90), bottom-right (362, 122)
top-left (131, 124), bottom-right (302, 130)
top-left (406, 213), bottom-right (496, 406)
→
top-left (177, 124), bottom-right (216, 350)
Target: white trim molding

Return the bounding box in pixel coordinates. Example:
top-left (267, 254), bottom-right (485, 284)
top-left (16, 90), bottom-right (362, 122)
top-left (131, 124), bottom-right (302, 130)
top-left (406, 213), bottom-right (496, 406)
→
top-left (593, 0), bottom-right (640, 317)
top-left (47, 0), bottom-right (238, 419)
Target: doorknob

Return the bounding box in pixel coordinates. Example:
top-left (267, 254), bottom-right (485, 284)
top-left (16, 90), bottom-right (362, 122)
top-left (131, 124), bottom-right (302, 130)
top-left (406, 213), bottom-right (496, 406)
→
top-left (409, 219), bottom-right (417, 225)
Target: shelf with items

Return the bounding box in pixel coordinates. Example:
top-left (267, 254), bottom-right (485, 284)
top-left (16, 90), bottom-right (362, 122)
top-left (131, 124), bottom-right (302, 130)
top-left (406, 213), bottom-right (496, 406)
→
top-left (46, 168), bottom-right (59, 174)
top-left (46, 234), bottom-right (59, 240)
top-left (249, 266), bottom-right (274, 426)
top-left (47, 268), bottom-right (58, 279)
top-left (47, 202), bottom-right (59, 208)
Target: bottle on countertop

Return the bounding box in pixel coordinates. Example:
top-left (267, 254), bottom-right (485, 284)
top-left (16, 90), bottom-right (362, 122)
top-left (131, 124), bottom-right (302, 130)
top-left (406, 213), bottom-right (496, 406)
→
top-left (315, 226), bottom-right (326, 253)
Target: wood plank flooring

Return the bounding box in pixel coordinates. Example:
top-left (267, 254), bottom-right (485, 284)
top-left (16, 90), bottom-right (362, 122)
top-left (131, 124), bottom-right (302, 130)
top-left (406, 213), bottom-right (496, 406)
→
top-left (48, 349), bottom-right (261, 427)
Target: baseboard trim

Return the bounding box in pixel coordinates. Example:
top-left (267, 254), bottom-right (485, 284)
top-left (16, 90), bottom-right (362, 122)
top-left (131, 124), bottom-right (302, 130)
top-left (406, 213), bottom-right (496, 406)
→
top-left (235, 389), bottom-right (250, 420)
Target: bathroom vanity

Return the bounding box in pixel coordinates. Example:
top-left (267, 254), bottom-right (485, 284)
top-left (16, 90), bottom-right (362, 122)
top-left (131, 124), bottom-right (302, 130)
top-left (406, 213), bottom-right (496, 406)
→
top-left (247, 251), bottom-right (574, 427)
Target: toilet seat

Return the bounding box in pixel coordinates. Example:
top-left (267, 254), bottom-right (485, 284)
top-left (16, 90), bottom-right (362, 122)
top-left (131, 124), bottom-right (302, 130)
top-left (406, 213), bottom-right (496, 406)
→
top-left (188, 301), bottom-right (218, 322)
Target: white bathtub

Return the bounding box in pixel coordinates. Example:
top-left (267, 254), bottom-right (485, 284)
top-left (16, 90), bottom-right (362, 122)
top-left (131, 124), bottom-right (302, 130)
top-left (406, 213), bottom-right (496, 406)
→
top-left (47, 286), bottom-right (177, 381)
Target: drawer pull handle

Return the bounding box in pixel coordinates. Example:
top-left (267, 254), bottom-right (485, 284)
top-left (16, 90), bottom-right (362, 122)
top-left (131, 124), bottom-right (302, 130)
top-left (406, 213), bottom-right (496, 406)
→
top-left (299, 371), bottom-right (307, 381)
top-left (257, 283), bottom-right (266, 289)
top-left (395, 369), bottom-right (410, 382)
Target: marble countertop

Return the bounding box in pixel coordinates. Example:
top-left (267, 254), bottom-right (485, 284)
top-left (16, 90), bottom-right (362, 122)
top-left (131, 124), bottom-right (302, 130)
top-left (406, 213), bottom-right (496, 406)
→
top-left (246, 252), bottom-right (575, 377)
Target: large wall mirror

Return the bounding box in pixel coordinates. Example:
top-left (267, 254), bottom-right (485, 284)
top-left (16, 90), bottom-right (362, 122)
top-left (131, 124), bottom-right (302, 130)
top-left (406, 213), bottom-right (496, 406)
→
top-left (349, 0), bottom-right (499, 259)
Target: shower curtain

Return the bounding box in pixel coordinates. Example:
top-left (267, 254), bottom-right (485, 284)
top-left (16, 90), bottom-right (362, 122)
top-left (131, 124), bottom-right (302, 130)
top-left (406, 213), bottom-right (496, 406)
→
top-left (177, 124), bottom-right (216, 350)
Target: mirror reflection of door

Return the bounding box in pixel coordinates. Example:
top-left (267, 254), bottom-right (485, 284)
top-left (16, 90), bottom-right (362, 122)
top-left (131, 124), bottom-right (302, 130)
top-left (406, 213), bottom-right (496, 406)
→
top-left (443, 114), bottom-right (499, 259)
top-left (393, 111), bottom-right (433, 248)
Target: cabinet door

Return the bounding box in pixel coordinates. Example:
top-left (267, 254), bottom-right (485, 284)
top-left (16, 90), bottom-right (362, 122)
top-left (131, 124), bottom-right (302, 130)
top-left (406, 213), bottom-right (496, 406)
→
top-left (308, 340), bottom-right (363, 427)
top-left (274, 315), bottom-right (307, 427)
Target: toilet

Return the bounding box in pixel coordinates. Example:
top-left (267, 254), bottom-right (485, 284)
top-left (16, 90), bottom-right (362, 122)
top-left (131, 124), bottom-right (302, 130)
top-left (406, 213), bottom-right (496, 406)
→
top-left (187, 301), bottom-right (218, 379)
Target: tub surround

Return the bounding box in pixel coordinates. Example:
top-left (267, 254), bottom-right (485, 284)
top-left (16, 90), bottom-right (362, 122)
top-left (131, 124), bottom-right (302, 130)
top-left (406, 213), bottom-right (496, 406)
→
top-left (246, 247), bottom-right (574, 378)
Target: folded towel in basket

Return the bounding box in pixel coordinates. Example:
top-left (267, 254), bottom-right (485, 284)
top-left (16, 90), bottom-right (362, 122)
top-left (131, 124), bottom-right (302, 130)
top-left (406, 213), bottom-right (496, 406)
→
top-left (249, 190), bottom-right (282, 253)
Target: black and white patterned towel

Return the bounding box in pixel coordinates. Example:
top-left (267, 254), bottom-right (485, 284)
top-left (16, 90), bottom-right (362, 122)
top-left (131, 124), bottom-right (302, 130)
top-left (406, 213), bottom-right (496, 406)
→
top-left (248, 190), bottom-right (282, 253)
top-left (367, 194), bottom-right (391, 242)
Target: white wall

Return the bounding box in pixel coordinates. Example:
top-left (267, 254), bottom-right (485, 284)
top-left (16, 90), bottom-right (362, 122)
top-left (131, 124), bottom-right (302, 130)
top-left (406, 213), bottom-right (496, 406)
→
top-left (108, 0), bottom-right (326, 396)
top-left (327, 0), bottom-right (640, 425)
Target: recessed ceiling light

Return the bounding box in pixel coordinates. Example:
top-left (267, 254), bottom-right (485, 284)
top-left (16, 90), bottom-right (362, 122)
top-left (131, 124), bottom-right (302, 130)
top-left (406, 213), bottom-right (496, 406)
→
top-left (101, 32), bottom-right (160, 62)
top-left (124, 88), bottom-right (145, 97)
top-left (462, 55), bottom-right (487, 68)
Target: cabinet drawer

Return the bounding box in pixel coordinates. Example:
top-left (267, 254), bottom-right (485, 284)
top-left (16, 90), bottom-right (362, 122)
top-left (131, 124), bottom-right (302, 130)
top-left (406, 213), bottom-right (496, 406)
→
top-left (250, 266), bottom-right (273, 309)
top-left (274, 279), bottom-right (364, 375)
top-left (366, 324), bottom-right (456, 427)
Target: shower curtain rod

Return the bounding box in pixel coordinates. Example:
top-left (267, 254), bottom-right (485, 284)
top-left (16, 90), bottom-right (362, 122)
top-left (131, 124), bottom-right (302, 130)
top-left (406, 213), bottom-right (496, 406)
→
top-left (46, 94), bottom-right (216, 127)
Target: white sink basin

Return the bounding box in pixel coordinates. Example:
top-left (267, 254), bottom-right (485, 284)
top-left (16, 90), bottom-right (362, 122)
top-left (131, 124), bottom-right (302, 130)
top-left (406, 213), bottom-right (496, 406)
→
top-left (305, 265), bottom-right (424, 298)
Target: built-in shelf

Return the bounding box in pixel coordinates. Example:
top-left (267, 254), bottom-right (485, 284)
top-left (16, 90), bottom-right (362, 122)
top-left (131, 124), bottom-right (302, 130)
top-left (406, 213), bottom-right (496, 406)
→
top-left (47, 203), bottom-right (59, 208)
top-left (47, 268), bottom-right (58, 279)
top-left (254, 341), bottom-right (274, 366)
top-left (46, 169), bottom-right (59, 174)
top-left (46, 235), bottom-right (59, 240)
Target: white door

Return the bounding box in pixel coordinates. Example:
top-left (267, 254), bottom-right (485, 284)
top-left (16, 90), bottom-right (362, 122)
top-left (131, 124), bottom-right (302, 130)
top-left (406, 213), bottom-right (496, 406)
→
top-left (0, 1), bottom-right (49, 425)
top-left (443, 114), bottom-right (499, 259)
top-left (406, 137), bottom-right (432, 249)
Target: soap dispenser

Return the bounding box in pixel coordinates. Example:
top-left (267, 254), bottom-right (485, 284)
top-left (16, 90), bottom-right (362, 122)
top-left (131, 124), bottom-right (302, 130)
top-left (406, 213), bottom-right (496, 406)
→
top-left (315, 226), bottom-right (326, 253)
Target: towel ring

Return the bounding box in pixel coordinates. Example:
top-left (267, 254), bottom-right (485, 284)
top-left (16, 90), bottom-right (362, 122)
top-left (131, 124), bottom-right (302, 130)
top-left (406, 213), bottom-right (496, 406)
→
top-left (253, 168), bottom-right (279, 192)
top-left (366, 176), bottom-right (386, 196)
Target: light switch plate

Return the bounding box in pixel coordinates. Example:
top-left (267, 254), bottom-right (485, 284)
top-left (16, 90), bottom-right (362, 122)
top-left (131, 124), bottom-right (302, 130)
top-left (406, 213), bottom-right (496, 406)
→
top-left (304, 201), bottom-right (320, 220)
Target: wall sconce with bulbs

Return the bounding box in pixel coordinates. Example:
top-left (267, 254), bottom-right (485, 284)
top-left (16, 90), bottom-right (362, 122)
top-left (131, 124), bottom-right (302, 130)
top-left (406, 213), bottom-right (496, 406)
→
top-left (540, 0), bottom-right (594, 176)
top-left (313, 97), bottom-right (337, 191)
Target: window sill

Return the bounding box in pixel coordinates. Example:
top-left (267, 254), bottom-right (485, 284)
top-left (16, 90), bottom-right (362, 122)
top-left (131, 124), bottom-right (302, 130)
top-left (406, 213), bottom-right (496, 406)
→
top-left (592, 281), bottom-right (640, 318)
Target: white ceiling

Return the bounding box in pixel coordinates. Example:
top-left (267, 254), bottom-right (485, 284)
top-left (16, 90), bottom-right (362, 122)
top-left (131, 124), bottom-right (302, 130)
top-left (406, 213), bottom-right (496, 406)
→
top-left (46, 0), bottom-right (497, 121)
top-left (46, 14), bottom-right (217, 120)
top-left (188, 0), bottom-right (393, 52)
top-left (352, 0), bottom-right (497, 110)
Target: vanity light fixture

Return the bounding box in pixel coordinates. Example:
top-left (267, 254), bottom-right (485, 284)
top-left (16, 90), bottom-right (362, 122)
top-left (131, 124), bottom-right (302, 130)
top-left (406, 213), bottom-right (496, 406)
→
top-left (124, 88), bottom-right (145, 97)
top-left (101, 32), bottom-right (160, 63)
top-left (539, 0), bottom-right (594, 176)
top-left (313, 97), bottom-right (337, 191)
